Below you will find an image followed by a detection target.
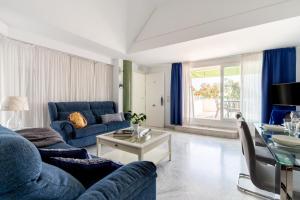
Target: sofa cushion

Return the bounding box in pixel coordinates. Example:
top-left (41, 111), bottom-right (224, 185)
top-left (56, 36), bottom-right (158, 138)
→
top-left (90, 101), bottom-right (116, 123)
top-left (39, 148), bottom-right (90, 163)
top-left (81, 110), bottom-right (97, 125)
top-left (58, 111), bottom-right (72, 121)
top-left (75, 124), bottom-right (107, 139)
top-left (68, 135), bottom-right (98, 148)
top-left (47, 157), bottom-right (122, 188)
top-left (56, 102), bottom-right (90, 112)
top-left (101, 113), bottom-right (123, 123)
top-left (105, 121), bottom-right (131, 132)
top-left (59, 110), bottom-right (96, 125)
top-left (55, 102), bottom-right (93, 123)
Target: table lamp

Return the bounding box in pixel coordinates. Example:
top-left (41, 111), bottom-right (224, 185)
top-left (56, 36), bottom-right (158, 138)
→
top-left (0, 96), bottom-right (29, 129)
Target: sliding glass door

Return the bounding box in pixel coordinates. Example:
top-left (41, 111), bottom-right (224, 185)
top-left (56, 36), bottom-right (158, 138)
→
top-left (223, 66), bottom-right (241, 119)
top-left (191, 66), bottom-right (221, 120)
top-left (190, 64), bottom-right (240, 123)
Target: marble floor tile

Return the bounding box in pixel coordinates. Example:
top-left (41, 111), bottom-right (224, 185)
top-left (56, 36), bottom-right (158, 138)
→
top-left (86, 130), bottom-right (264, 200)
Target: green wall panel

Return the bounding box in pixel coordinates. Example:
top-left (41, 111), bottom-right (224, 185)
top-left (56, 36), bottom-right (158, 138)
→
top-left (123, 60), bottom-right (132, 112)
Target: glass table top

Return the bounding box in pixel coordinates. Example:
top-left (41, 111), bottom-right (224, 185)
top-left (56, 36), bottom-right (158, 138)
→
top-left (255, 123), bottom-right (300, 167)
top-left (105, 129), bottom-right (166, 145)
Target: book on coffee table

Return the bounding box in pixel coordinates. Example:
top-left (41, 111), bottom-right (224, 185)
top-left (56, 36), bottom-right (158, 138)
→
top-left (113, 129), bottom-right (134, 136)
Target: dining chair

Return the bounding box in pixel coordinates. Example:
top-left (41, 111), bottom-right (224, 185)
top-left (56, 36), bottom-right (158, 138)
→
top-left (236, 117), bottom-right (280, 199)
top-left (235, 113), bottom-right (275, 165)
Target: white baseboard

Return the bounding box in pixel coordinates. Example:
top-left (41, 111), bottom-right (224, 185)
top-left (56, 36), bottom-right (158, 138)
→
top-left (175, 125), bottom-right (238, 139)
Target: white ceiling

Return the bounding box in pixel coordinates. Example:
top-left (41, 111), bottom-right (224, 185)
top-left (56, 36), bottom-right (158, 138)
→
top-left (0, 0), bottom-right (128, 57)
top-left (0, 0), bottom-right (300, 66)
top-left (129, 16), bottom-right (300, 65)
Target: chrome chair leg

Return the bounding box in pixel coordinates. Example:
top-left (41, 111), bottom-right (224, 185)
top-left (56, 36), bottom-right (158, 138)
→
top-left (237, 173), bottom-right (278, 200)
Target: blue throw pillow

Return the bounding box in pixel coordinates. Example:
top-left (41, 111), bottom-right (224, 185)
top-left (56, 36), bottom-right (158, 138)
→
top-left (47, 157), bottom-right (122, 188)
top-left (39, 148), bottom-right (90, 163)
top-left (81, 110), bottom-right (97, 125)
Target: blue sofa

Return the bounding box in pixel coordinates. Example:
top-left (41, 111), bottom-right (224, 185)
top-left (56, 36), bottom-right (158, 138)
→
top-left (0, 125), bottom-right (157, 200)
top-left (48, 101), bottom-right (130, 147)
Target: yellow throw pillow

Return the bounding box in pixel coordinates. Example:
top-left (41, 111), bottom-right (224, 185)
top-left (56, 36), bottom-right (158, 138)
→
top-left (68, 112), bottom-right (87, 129)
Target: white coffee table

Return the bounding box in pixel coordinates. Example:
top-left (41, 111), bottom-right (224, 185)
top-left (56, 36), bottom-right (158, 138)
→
top-left (96, 129), bottom-right (172, 164)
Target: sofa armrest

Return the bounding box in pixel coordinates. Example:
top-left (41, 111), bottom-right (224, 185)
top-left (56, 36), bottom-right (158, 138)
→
top-left (123, 112), bottom-right (131, 121)
top-left (51, 120), bottom-right (75, 141)
top-left (77, 161), bottom-right (157, 200)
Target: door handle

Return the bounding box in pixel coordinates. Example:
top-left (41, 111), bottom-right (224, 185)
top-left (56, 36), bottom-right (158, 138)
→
top-left (161, 96), bottom-right (164, 106)
top-left (152, 104), bottom-right (156, 107)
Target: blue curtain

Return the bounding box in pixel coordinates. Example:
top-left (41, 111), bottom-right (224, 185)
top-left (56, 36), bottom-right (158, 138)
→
top-left (171, 63), bottom-right (183, 125)
top-left (261, 47), bottom-right (296, 123)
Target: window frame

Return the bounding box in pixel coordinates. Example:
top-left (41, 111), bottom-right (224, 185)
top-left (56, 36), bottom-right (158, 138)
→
top-left (189, 61), bottom-right (241, 128)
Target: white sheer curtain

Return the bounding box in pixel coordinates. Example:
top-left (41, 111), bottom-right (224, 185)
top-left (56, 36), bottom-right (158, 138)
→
top-left (28, 47), bottom-right (71, 127)
top-left (94, 62), bottom-right (113, 100)
top-left (241, 52), bottom-right (263, 122)
top-left (0, 36), bottom-right (113, 127)
top-left (182, 62), bottom-right (193, 125)
top-left (0, 38), bottom-right (33, 127)
top-left (70, 57), bottom-right (95, 101)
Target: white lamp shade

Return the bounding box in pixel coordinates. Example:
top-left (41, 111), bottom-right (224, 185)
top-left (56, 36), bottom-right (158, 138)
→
top-left (1, 96), bottom-right (29, 111)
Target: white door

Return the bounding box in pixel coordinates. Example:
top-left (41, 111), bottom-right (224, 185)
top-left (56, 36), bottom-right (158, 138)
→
top-left (146, 72), bottom-right (165, 127)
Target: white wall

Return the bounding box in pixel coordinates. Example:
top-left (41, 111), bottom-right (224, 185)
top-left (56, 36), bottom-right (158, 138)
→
top-left (0, 20), bottom-right (8, 36)
top-left (0, 1), bottom-right (128, 64)
top-left (0, 11), bottom-right (114, 64)
top-left (0, 0), bottom-right (127, 53)
top-left (7, 27), bottom-right (114, 65)
top-left (146, 64), bottom-right (171, 127)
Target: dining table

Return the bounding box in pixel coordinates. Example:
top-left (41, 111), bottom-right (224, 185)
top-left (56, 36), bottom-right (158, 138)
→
top-left (255, 123), bottom-right (300, 200)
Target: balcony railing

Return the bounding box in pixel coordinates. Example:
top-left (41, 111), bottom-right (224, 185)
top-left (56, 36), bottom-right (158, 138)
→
top-left (223, 100), bottom-right (240, 119)
top-left (191, 97), bottom-right (240, 120)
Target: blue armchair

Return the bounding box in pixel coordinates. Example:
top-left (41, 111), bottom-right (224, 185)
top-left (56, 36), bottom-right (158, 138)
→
top-left (0, 126), bottom-right (157, 200)
top-left (48, 101), bottom-right (131, 147)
